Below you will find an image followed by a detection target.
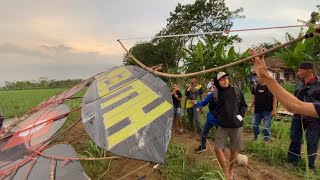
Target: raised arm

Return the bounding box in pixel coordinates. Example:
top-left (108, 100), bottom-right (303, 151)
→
top-left (194, 93), bottom-right (212, 107)
top-left (271, 97), bottom-right (277, 117)
top-left (251, 48), bottom-right (319, 118)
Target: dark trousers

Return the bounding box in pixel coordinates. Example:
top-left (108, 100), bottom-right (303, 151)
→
top-left (288, 118), bottom-right (320, 168)
top-left (0, 117), bottom-right (3, 128)
top-left (187, 108), bottom-right (202, 135)
top-left (201, 121), bottom-right (217, 149)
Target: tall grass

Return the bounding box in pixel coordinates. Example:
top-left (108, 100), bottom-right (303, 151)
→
top-left (79, 140), bottom-right (112, 180)
top-left (243, 112), bottom-right (320, 178)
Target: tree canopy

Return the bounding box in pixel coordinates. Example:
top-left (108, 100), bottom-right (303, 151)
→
top-left (123, 0), bottom-right (244, 74)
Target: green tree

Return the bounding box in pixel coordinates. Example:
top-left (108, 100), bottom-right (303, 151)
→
top-left (309, 4), bottom-right (320, 24)
top-left (123, 38), bottom-right (180, 72)
top-left (123, 0), bottom-right (244, 73)
top-left (275, 27), bottom-right (319, 69)
top-left (158, 0), bottom-right (243, 38)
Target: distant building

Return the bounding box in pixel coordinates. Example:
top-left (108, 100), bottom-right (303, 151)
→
top-left (251, 56), bottom-right (296, 83)
top-left (265, 56), bottom-right (296, 82)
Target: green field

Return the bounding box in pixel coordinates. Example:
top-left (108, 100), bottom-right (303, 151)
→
top-left (1, 88), bottom-right (319, 179)
top-left (0, 89), bottom-right (65, 118)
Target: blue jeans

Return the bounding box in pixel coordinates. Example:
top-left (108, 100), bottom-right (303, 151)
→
top-left (253, 111), bottom-right (271, 141)
top-left (201, 121), bottom-right (217, 149)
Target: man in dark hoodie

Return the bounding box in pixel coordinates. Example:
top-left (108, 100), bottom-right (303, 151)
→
top-left (213, 72), bottom-right (247, 180)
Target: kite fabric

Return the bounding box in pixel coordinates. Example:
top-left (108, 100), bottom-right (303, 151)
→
top-left (0, 104), bottom-right (69, 178)
top-left (3, 144), bottom-right (88, 180)
top-left (82, 65), bottom-right (173, 164)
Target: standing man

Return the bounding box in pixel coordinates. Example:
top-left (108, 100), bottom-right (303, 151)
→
top-left (248, 76), bottom-right (277, 141)
top-left (0, 108), bottom-right (4, 133)
top-left (184, 76), bottom-right (204, 138)
top-left (213, 72), bottom-right (247, 180)
top-left (250, 47), bottom-right (320, 119)
top-left (287, 61), bottom-right (320, 169)
top-left (171, 83), bottom-right (183, 134)
top-left (190, 82), bottom-right (218, 153)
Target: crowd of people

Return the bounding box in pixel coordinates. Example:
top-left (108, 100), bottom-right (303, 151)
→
top-left (170, 48), bottom-right (320, 179)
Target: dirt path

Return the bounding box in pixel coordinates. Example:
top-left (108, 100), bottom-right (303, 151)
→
top-left (172, 130), bottom-right (303, 180)
top-left (61, 121), bottom-right (303, 180)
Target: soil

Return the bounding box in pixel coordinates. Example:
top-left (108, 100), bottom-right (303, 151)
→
top-left (61, 122), bottom-right (304, 180)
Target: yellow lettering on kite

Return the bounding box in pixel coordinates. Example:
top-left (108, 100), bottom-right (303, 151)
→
top-left (101, 80), bottom-right (172, 149)
top-left (97, 67), bottom-right (132, 96)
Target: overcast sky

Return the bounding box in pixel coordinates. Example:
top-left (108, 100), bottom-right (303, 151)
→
top-left (0, 0), bottom-right (318, 86)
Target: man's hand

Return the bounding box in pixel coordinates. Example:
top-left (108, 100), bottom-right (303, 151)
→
top-left (248, 106), bottom-right (253, 113)
top-left (271, 109), bottom-right (277, 117)
top-left (191, 100), bottom-right (197, 104)
top-left (250, 47), bottom-right (271, 83)
top-left (200, 107), bottom-right (203, 114)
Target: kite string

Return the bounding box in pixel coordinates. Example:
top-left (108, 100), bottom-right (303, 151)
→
top-left (117, 162), bottom-right (150, 180)
top-left (117, 32), bottom-right (319, 78)
top-left (0, 106), bottom-right (81, 142)
top-left (118, 24), bottom-right (307, 40)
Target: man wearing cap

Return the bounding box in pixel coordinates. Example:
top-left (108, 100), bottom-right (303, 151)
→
top-left (212, 72), bottom-right (247, 180)
top-left (287, 61), bottom-right (320, 169)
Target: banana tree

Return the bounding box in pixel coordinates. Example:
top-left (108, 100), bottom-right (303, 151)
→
top-left (180, 35), bottom-right (251, 87)
top-left (274, 27), bottom-right (319, 70)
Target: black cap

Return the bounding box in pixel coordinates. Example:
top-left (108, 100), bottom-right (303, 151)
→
top-left (299, 61), bottom-right (314, 70)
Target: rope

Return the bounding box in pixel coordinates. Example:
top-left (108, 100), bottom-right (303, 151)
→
top-left (23, 158), bottom-right (38, 180)
top-left (117, 162), bottom-right (150, 180)
top-left (136, 164), bottom-right (159, 180)
top-left (117, 32), bottom-right (317, 78)
top-left (206, 139), bottom-right (227, 180)
top-left (118, 24), bottom-right (307, 40)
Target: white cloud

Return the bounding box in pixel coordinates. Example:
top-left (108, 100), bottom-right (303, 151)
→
top-left (0, 43), bottom-right (122, 85)
top-left (0, 0), bottom-right (318, 86)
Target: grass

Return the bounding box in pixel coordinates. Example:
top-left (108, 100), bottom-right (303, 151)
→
top-left (78, 140), bottom-right (113, 180)
top-left (161, 143), bottom-right (224, 180)
top-left (241, 89), bottom-right (320, 179)
top-left (0, 88), bottom-right (65, 118)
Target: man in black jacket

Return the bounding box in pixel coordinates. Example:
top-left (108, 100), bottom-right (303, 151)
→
top-left (287, 61), bottom-right (320, 169)
top-left (213, 72), bottom-right (247, 180)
